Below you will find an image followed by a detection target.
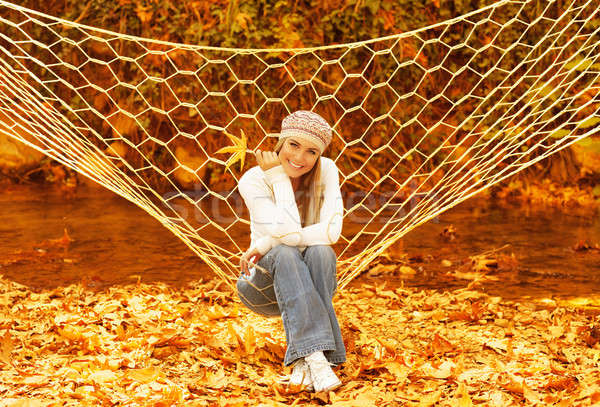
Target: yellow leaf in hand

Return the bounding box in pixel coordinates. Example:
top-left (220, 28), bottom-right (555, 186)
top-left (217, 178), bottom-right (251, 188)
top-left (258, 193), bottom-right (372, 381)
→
top-left (215, 129), bottom-right (248, 171)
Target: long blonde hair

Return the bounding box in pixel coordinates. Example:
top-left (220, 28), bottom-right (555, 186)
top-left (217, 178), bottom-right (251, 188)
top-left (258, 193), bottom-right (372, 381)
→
top-left (275, 138), bottom-right (324, 227)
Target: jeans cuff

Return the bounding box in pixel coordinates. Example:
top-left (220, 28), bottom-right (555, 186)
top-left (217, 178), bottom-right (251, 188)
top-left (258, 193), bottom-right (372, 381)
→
top-left (327, 356), bottom-right (347, 366)
top-left (284, 342), bottom-right (337, 366)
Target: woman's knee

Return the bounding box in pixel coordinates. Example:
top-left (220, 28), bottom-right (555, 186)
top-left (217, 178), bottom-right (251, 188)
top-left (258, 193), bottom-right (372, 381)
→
top-left (304, 245), bottom-right (338, 287)
top-left (271, 244), bottom-right (303, 263)
top-left (304, 245), bottom-right (336, 264)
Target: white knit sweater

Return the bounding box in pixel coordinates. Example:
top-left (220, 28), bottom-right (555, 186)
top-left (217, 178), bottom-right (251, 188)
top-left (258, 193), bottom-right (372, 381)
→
top-left (238, 157), bottom-right (343, 255)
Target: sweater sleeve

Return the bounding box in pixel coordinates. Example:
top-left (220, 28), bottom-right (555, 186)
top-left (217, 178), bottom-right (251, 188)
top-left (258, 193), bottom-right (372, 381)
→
top-left (253, 235), bottom-right (280, 256)
top-left (298, 160), bottom-right (344, 246)
top-left (238, 165), bottom-right (302, 254)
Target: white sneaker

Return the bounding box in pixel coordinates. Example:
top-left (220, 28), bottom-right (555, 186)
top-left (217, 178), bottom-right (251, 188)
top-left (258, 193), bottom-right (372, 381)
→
top-left (305, 351), bottom-right (342, 393)
top-left (289, 358), bottom-right (313, 390)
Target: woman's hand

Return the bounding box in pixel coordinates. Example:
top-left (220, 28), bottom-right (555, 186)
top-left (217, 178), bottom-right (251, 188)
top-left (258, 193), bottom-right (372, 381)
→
top-left (240, 246), bottom-right (262, 276)
top-left (255, 149), bottom-right (281, 172)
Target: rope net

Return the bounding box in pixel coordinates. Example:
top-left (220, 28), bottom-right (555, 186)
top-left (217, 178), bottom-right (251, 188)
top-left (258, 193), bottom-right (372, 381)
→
top-left (0, 0), bottom-right (599, 290)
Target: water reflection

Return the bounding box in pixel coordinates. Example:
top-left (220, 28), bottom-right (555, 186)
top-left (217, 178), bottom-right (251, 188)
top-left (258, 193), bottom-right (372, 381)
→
top-left (0, 183), bottom-right (212, 289)
top-left (363, 200), bottom-right (600, 301)
top-left (1, 183), bottom-right (599, 301)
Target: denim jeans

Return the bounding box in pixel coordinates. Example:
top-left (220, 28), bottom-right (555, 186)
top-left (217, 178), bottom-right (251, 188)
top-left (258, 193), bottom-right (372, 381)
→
top-left (236, 244), bottom-right (346, 366)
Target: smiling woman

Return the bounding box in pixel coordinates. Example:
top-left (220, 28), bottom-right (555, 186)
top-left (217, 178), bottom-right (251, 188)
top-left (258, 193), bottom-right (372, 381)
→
top-left (235, 111), bottom-right (345, 393)
top-left (277, 137), bottom-right (320, 185)
top-left (274, 136), bottom-right (323, 226)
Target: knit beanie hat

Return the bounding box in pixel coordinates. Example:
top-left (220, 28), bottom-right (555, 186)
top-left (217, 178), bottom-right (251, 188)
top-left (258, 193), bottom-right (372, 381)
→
top-left (280, 111), bottom-right (333, 154)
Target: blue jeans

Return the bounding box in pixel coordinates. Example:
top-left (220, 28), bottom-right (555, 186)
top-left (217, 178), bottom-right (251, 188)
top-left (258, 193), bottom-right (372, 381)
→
top-left (236, 244), bottom-right (346, 366)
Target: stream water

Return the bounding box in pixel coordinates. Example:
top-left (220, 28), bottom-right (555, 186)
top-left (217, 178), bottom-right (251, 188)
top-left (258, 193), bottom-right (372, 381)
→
top-left (382, 199), bottom-right (600, 303)
top-left (1, 183), bottom-right (599, 303)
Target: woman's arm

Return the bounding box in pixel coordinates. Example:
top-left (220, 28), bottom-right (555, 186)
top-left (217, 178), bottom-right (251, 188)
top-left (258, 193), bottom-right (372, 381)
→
top-left (239, 159), bottom-right (344, 255)
top-left (251, 235), bottom-right (281, 256)
top-left (238, 165), bottom-right (303, 255)
top-left (252, 183), bottom-right (343, 253)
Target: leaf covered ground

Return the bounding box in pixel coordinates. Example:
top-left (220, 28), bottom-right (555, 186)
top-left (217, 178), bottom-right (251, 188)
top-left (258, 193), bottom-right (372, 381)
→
top-left (1, 271), bottom-right (600, 406)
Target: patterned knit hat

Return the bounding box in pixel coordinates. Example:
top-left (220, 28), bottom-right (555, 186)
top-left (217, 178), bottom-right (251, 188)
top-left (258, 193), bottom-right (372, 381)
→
top-left (280, 111), bottom-right (333, 154)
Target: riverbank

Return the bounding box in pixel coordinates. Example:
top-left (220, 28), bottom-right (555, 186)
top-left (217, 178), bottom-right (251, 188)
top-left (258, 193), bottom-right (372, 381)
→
top-left (1, 181), bottom-right (599, 301)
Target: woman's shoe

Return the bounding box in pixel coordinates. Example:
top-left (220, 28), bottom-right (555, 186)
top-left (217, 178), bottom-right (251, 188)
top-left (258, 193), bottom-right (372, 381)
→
top-left (305, 351), bottom-right (342, 392)
top-left (289, 358), bottom-right (313, 390)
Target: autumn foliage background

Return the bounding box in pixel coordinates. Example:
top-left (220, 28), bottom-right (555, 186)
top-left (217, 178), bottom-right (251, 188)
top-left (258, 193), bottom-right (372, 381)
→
top-left (1, 0), bottom-right (599, 200)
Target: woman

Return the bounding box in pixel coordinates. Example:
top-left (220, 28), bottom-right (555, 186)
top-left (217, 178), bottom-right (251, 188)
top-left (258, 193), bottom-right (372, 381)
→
top-left (236, 110), bottom-right (345, 393)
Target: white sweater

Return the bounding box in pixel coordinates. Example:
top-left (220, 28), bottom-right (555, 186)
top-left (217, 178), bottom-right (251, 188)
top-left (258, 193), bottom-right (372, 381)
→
top-left (238, 157), bottom-right (343, 255)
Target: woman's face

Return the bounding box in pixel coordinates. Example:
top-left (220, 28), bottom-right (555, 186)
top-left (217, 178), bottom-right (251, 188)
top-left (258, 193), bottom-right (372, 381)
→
top-left (278, 137), bottom-right (320, 179)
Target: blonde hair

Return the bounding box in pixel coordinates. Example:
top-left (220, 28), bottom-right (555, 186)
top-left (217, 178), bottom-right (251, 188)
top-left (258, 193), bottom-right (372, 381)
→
top-left (275, 138), bottom-right (324, 227)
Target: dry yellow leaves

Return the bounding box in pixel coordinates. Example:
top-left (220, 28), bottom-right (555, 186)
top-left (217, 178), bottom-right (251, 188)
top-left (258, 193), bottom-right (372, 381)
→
top-left (0, 272), bottom-right (599, 405)
top-left (0, 330), bottom-right (13, 367)
top-left (496, 179), bottom-right (599, 209)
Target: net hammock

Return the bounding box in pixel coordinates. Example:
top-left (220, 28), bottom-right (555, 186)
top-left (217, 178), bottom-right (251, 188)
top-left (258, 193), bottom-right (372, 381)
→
top-left (0, 0), bottom-right (599, 291)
